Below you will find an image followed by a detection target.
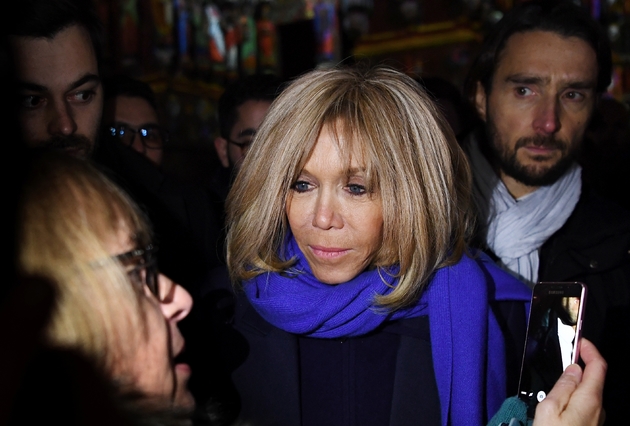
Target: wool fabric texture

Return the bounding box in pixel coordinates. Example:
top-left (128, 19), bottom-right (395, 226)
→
top-left (465, 135), bottom-right (581, 287)
top-left (487, 396), bottom-right (531, 426)
top-left (244, 235), bottom-right (531, 426)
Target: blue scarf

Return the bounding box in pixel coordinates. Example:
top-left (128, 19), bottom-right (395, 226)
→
top-left (244, 236), bottom-right (531, 426)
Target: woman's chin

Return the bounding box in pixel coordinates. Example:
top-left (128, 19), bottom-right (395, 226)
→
top-left (174, 366), bottom-right (195, 410)
top-left (175, 389), bottom-right (196, 411)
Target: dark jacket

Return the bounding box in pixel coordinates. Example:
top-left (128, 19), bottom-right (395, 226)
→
top-left (200, 266), bottom-right (527, 426)
top-left (474, 187), bottom-right (630, 425)
top-left (537, 189), bottom-right (630, 343)
top-left (538, 189), bottom-right (630, 425)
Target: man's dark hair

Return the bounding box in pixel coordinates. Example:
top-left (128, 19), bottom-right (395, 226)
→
top-left (103, 75), bottom-right (158, 112)
top-left (416, 75), bottom-right (477, 141)
top-left (217, 74), bottom-right (285, 139)
top-left (5, 0), bottom-right (104, 67)
top-left (464, 0), bottom-right (612, 104)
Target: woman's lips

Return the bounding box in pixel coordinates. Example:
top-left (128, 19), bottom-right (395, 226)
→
top-left (309, 245), bottom-right (349, 259)
top-left (175, 363), bottom-right (191, 374)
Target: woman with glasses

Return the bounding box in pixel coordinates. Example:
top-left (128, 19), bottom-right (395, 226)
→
top-left (16, 151), bottom-right (194, 416)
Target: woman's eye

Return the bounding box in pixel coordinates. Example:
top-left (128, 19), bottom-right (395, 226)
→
top-left (127, 268), bottom-right (142, 284)
top-left (347, 184), bottom-right (366, 195)
top-left (292, 181), bottom-right (311, 192)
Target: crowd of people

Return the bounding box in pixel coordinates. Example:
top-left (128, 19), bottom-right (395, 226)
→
top-left (2, 0), bottom-right (628, 425)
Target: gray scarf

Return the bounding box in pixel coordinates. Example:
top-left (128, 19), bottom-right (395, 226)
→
top-left (465, 134), bottom-right (581, 287)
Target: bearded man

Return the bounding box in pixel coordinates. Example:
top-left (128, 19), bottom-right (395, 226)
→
top-left (462, 2), bottom-right (630, 423)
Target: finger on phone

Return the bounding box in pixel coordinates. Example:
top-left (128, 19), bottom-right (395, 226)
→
top-left (577, 338), bottom-right (607, 393)
top-left (534, 338), bottom-right (606, 426)
top-left (570, 339), bottom-right (606, 416)
top-left (537, 362), bottom-right (582, 416)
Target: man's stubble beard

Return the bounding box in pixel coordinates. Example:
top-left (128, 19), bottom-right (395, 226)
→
top-left (484, 111), bottom-right (578, 187)
top-left (36, 132), bottom-right (99, 160)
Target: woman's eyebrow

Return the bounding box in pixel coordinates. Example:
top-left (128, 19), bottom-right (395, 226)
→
top-left (347, 166), bottom-right (367, 175)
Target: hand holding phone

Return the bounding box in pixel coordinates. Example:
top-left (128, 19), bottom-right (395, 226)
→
top-left (532, 339), bottom-right (606, 426)
top-left (517, 281), bottom-right (587, 418)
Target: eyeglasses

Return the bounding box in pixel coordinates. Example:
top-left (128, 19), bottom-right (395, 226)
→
top-left (106, 124), bottom-right (169, 149)
top-left (227, 137), bottom-right (253, 150)
top-left (114, 244), bottom-right (162, 300)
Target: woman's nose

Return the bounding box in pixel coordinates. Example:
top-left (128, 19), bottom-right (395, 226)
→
top-left (158, 274), bottom-right (192, 323)
top-left (312, 191), bottom-right (344, 230)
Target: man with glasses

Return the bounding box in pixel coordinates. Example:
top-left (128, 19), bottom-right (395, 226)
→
top-left (102, 75), bottom-right (169, 167)
top-left (213, 73), bottom-right (284, 198)
top-left (209, 73), bottom-right (284, 265)
top-left (6, 1), bottom-right (228, 421)
top-left (7, 0), bottom-right (222, 291)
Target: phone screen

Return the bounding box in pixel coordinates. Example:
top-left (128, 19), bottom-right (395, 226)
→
top-left (517, 282), bottom-right (587, 418)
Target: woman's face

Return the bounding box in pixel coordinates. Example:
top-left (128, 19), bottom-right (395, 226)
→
top-left (286, 125), bottom-right (384, 284)
top-left (108, 233), bottom-right (195, 409)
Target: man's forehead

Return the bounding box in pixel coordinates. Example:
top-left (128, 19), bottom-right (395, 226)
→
top-left (108, 95), bottom-right (159, 125)
top-left (494, 30), bottom-right (598, 86)
top-left (234, 100), bottom-right (272, 130)
top-left (10, 25), bottom-right (99, 88)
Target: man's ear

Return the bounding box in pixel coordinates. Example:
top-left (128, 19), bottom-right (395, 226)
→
top-left (214, 137), bottom-right (230, 169)
top-left (474, 81), bottom-right (488, 122)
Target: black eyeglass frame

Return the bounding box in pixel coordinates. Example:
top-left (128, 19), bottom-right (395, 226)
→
top-left (114, 244), bottom-right (159, 299)
top-left (106, 124), bottom-right (169, 149)
top-left (226, 137), bottom-right (253, 150)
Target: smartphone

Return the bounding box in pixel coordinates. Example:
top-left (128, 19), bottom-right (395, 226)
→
top-left (517, 281), bottom-right (587, 418)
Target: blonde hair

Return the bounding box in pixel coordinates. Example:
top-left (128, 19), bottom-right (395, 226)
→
top-left (226, 65), bottom-right (473, 310)
top-left (17, 152), bottom-right (154, 385)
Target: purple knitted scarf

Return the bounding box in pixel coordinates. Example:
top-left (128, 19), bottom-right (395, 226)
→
top-left (244, 236), bottom-right (531, 426)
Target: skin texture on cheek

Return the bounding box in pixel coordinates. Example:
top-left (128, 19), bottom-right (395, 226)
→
top-left (476, 31), bottom-right (597, 197)
top-left (131, 298), bottom-right (175, 401)
top-left (136, 283), bottom-right (194, 409)
top-left (11, 25), bottom-right (103, 152)
top-left (107, 235), bottom-right (193, 409)
top-left (286, 126), bottom-right (384, 284)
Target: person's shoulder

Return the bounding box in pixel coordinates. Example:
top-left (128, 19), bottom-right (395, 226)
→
top-left (458, 125), bottom-right (485, 149)
top-left (542, 185), bottom-right (630, 274)
top-left (564, 185), bottom-right (630, 236)
top-left (581, 187), bottom-right (630, 217)
top-left (93, 139), bottom-right (166, 193)
top-left (201, 265), bottom-right (233, 297)
top-left (460, 249), bottom-right (531, 302)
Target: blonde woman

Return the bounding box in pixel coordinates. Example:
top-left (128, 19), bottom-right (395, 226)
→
top-left (214, 65), bottom-right (533, 426)
top-left (17, 152), bottom-right (194, 416)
